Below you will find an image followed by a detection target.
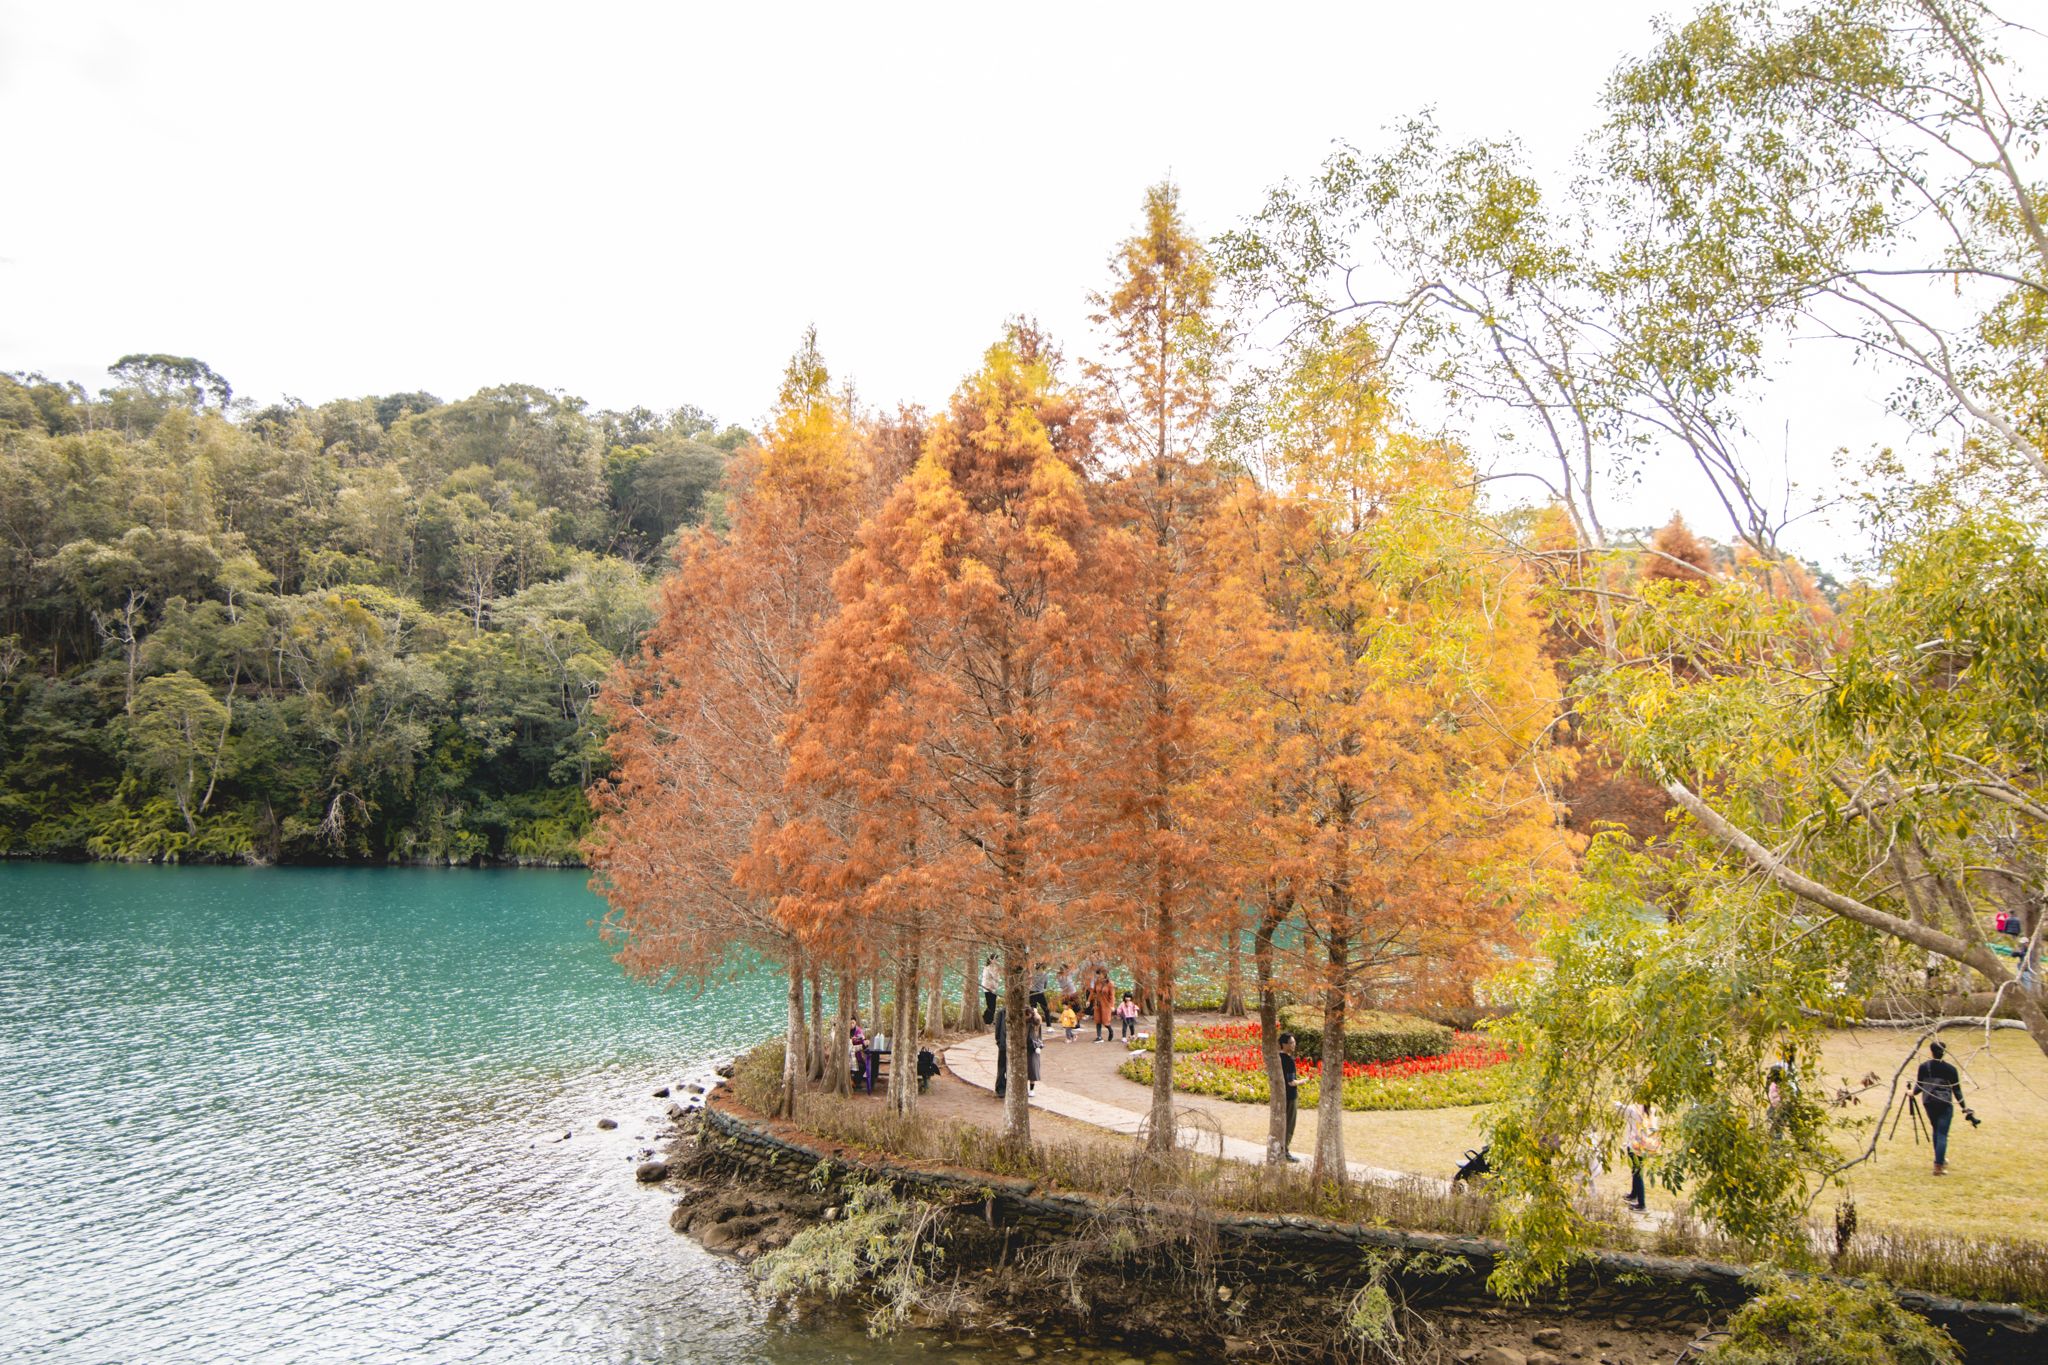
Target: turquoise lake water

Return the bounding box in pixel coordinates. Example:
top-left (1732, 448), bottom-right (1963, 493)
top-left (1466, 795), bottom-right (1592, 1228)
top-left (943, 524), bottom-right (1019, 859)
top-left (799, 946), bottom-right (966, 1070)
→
top-left (0, 864), bottom-right (972, 1363)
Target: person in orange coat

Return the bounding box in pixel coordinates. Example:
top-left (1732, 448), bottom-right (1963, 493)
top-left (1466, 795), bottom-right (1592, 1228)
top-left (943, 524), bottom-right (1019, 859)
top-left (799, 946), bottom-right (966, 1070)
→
top-left (1089, 969), bottom-right (1116, 1042)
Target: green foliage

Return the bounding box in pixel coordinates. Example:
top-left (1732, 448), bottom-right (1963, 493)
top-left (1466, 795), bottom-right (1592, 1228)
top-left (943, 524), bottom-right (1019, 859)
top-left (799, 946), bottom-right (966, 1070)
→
top-left (0, 367), bottom-right (746, 862)
top-left (755, 1180), bottom-right (948, 1336)
top-left (1708, 1274), bottom-right (1960, 1365)
top-left (1278, 1006), bottom-right (1453, 1064)
top-left (731, 1039), bottom-right (788, 1113)
top-left (1483, 496), bottom-right (2048, 1296)
top-left (1483, 835), bottom-right (1857, 1297)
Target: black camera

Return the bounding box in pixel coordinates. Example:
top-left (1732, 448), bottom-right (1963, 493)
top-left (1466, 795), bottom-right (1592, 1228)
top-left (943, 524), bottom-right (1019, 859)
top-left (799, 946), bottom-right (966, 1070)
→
top-left (1963, 1109), bottom-right (1982, 1128)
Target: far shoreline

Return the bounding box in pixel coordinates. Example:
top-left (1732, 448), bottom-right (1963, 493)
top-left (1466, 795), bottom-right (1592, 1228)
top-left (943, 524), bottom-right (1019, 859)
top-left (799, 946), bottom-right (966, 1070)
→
top-left (0, 852), bottom-right (590, 870)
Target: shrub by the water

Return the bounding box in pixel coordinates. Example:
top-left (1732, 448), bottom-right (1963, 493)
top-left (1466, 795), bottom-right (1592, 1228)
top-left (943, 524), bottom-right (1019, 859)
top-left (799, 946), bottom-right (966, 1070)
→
top-left (1278, 1006), bottom-right (1453, 1064)
top-left (1707, 1274), bottom-right (1960, 1364)
top-left (732, 1039), bottom-right (787, 1113)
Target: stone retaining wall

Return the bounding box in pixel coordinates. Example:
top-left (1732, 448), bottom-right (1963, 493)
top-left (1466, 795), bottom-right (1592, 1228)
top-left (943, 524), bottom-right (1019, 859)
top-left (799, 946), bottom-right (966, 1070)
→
top-left (699, 1100), bottom-right (2045, 1363)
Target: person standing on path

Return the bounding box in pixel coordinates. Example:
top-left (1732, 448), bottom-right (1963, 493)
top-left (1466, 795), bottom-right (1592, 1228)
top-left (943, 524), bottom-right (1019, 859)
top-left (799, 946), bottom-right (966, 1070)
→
top-left (1117, 992), bottom-right (1138, 1040)
top-left (980, 955), bottom-right (1000, 1025)
top-left (1089, 970), bottom-right (1115, 1042)
top-left (1621, 1100), bottom-right (1658, 1211)
top-left (849, 1016), bottom-right (872, 1094)
top-left (1028, 964), bottom-right (1051, 1023)
top-left (1913, 1039), bottom-right (1969, 1175)
top-left (1278, 1031), bottom-right (1301, 1163)
top-left (1026, 1008), bottom-right (1043, 1095)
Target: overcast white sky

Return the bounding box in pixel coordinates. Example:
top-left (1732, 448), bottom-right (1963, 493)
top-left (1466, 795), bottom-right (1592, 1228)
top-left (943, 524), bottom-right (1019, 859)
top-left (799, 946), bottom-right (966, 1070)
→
top-left (1, 1), bottom-right (1904, 567)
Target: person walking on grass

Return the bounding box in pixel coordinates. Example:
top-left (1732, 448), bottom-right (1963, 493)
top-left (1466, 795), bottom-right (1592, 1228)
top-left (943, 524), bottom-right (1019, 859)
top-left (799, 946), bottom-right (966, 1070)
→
top-left (1913, 1039), bottom-right (1970, 1175)
top-left (1278, 1031), bottom-right (1301, 1163)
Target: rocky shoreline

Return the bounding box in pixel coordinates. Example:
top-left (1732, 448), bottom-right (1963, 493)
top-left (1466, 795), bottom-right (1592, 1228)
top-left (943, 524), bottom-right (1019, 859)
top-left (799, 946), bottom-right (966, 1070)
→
top-left (644, 1091), bottom-right (1720, 1364)
top-left (631, 1064), bottom-right (2046, 1363)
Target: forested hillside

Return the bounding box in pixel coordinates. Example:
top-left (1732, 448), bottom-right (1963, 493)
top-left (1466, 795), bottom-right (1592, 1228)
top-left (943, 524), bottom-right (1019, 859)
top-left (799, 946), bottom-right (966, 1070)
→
top-left (0, 356), bottom-right (748, 863)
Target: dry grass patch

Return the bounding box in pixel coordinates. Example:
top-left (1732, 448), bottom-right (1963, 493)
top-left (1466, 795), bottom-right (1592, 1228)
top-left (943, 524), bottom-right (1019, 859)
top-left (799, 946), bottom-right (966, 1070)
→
top-left (1817, 1027), bottom-right (2048, 1245)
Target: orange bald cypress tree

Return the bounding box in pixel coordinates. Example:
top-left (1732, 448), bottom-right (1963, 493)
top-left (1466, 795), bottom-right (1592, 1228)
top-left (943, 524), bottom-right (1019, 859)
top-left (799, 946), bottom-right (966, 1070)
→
top-left (1087, 180), bottom-right (1226, 1152)
top-left (1643, 514), bottom-right (1715, 587)
top-left (774, 328), bottom-right (1129, 1147)
top-left (587, 329), bottom-right (900, 1119)
top-left (1201, 330), bottom-right (1573, 1182)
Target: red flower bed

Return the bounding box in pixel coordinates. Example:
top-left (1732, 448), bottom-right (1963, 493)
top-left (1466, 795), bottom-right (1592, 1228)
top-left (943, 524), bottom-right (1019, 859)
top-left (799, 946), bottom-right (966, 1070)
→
top-left (1197, 1030), bottom-right (1509, 1082)
top-left (1191, 1022), bottom-right (1263, 1045)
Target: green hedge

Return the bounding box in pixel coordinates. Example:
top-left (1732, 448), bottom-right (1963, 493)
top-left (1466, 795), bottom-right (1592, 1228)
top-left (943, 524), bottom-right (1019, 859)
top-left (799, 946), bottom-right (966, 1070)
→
top-left (1278, 1006), bottom-right (1452, 1064)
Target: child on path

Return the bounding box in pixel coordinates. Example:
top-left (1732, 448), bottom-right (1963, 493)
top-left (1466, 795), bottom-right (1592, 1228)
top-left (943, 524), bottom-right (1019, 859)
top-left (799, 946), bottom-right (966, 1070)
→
top-left (1059, 1003), bottom-right (1078, 1041)
top-left (1116, 992), bottom-right (1139, 1040)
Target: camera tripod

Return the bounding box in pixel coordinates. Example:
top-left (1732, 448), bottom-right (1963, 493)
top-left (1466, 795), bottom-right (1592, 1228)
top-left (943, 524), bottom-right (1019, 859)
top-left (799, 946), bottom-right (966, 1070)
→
top-left (1888, 1092), bottom-right (1925, 1147)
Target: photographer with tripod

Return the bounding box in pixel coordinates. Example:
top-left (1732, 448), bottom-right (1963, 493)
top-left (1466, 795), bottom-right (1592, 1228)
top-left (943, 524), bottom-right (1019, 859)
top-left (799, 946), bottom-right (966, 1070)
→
top-left (1911, 1040), bottom-right (1978, 1175)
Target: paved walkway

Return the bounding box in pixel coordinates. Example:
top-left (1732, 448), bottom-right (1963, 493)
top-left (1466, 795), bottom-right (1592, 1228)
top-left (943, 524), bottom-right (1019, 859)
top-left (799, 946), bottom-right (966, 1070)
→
top-left (944, 1030), bottom-right (1455, 1195)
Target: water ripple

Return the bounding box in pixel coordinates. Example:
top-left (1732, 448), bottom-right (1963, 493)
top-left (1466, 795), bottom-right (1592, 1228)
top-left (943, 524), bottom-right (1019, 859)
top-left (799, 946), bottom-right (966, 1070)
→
top-left (0, 864), bottom-right (866, 1364)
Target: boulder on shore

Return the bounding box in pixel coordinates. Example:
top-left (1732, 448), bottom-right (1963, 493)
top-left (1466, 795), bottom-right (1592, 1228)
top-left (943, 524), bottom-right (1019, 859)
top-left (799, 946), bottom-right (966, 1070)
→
top-left (596, 1118), bottom-right (618, 1130)
top-left (653, 1086), bottom-right (670, 1098)
top-left (636, 1160), bottom-right (670, 1183)
top-left (670, 1185), bottom-right (822, 1259)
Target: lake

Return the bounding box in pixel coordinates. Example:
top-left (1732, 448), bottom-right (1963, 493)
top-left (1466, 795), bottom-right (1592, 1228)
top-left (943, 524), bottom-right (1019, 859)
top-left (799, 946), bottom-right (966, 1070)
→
top-left (0, 863), bottom-right (1012, 1363)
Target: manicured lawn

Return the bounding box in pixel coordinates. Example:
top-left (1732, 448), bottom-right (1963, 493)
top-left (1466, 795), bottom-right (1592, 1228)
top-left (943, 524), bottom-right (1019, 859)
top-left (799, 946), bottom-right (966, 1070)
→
top-left (1814, 1027), bottom-right (2048, 1244)
top-left (1095, 1016), bottom-right (2048, 1242)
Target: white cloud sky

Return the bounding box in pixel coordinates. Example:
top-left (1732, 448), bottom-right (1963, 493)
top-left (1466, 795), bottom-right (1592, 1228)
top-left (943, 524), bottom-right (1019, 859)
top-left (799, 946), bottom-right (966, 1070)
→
top-left (0, 1), bottom-right (1908, 568)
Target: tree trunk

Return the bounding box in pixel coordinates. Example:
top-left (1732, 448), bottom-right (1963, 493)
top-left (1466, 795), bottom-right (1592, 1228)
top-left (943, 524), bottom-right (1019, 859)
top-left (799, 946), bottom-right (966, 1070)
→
top-left (1002, 944), bottom-right (1032, 1147)
top-left (1256, 900), bottom-right (1288, 1165)
top-left (1223, 922), bottom-right (1246, 1016)
top-left (961, 946), bottom-right (982, 1034)
top-left (927, 951), bottom-right (946, 1036)
top-left (807, 969), bottom-right (825, 1083)
top-left (1667, 776), bottom-right (2048, 1059)
top-left (779, 951), bottom-right (805, 1117)
top-left (1146, 863), bottom-right (1179, 1154)
top-left (1146, 952), bottom-right (1178, 1154)
top-left (832, 971), bottom-right (853, 1097)
top-left (889, 950), bottom-right (919, 1115)
top-left (1312, 936), bottom-right (1348, 1187)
